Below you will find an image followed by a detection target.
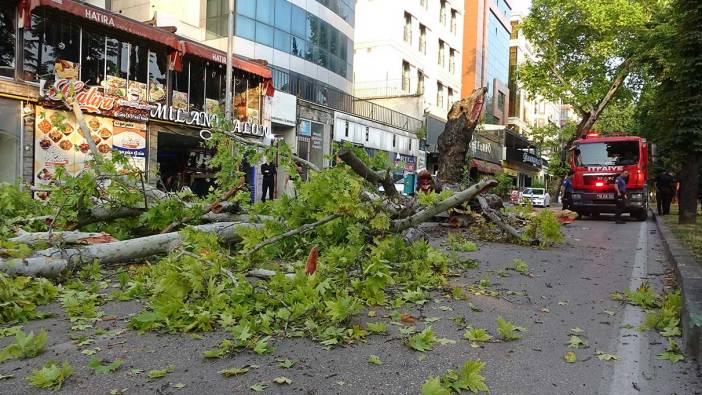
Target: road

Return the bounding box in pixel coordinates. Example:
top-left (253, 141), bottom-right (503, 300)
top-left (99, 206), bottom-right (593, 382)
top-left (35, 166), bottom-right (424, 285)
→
top-left (1, 215), bottom-right (701, 394)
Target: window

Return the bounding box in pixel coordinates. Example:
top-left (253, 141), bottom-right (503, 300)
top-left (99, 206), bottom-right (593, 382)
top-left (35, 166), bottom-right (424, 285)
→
top-left (408, 138), bottom-right (412, 151)
top-left (189, 59), bottom-right (205, 111)
top-left (105, 38), bottom-right (129, 97)
top-left (448, 87), bottom-right (454, 107)
top-left (440, 0), bottom-right (446, 25)
top-left (404, 12), bottom-right (412, 44)
top-left (23, 12), bottom-right (80, 82)
top-left (274, 29), bottom-right (291, 52)
top-left (449, 49), bottom-right (455, 74)
top-left (392, 134), bottom-right (396, 147)
top-left (344, 121), bottom-right (349, 137)
top-left (437, 82), bottom-right (444, 108)
top-left (256, 22), bottom-right (274, 46)
top-left (81, 29), bottom-right (105, 86)
top-left (451, 9), bottom-right (457, 34)
top-left (291, 36), bottom-right (306, 57)
top-left (274, 0), bottom-right (292, 32)
top-left (236, 15), bottom-right (256, 40)
top-left (402, 61), bottom-right (410, 92)
top-left (438, 40), bottom-right (445, 66)
top-left (419, 0), bottom-right (428, 9)
top-left (497, 91), bottom-right (505, 111)
top-left (417, 71), bottom-right (424, 95)
top-left (291, 5), bottom-right (306, 38)
top-left (419, 24), bottom-right (426, 54)
top-left (365, 126), bottom-right (369, 142)
top-left (147, 50), bottom-right (168, 104)
top-left (205, 62), bottom-right (225, 110)
top-left (257, 0), bottom-right (274, 25)
top-left (172, 62), bottom-right (189, 109)
top-left (206, 0), bottom-right (228, 38)
top-left (0, 7), bottom-right (16, 78)
top-left (238, 0), bottom-right (255, 18)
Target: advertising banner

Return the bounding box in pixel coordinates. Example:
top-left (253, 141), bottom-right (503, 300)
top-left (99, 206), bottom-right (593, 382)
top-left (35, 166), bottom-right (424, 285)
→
top-left (112, 120), bottom-right (147, 171)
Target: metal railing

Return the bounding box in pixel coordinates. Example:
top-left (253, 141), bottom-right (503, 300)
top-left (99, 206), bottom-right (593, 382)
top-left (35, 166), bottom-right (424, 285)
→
top-left (353, 79), bottom-right (422, 99)
top-left (272, 67), bottom-right (424, 133)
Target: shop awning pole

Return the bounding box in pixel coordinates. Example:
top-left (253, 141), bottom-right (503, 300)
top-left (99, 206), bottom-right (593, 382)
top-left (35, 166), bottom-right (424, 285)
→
top-left (224, 0), bottom-right (235, 121)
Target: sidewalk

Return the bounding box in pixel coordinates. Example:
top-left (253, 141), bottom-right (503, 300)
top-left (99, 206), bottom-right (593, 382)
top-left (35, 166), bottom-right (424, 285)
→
top-left (652, 210), bottom-right (702, 367)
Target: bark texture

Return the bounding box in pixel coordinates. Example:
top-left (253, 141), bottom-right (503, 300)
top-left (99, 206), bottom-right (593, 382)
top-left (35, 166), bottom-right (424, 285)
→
top-left (678, 153), bottom-right (699, 224)
top-left (436, 87), bottom-right (488, 184)
top-left (338, 148), bottom-right (399, 200)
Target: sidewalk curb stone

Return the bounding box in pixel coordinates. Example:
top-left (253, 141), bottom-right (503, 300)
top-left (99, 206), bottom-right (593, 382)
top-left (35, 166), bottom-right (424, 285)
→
top-left (652, 210), bottom-right (702, 368)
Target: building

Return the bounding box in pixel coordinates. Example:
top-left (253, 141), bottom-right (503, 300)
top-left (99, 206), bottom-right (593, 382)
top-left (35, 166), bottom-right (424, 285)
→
top-left (352, 0), bottom-right (464, 173)
top-left (462, 0), bottom-right (512, 127)
top-left (0, 0), bottom-right (272, 199)
top-left (110, 0), bottom-right (423, 195)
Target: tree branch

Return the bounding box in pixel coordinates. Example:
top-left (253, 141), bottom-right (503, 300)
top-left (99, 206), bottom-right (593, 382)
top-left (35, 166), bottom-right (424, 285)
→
top-left (247, 214), bottom-right (341, 256)
top-left (160, 181), bottom-right (245, 234)
top-left (337, 148), bottom-right (399, 200)
top-left (391, 180), bottom-right (497, 232)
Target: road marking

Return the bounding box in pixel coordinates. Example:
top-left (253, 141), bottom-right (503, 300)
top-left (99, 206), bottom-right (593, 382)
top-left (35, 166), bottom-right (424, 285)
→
top-left (605, 221), bottom-right (649, 395)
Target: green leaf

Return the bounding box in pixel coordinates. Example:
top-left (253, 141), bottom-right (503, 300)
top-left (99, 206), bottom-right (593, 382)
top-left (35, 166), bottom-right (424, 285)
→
top-left (595, 350), bottom-right (620, 361)
top-left (26, 360), bottom-right (74, 390)
top-left (250, 382), bottom-right (267, 392)
top-left (657, 340), bottom-right (684, 363)
top-left (564, 351), bottom-right (577, 363)
top-left (146, 364), bottom-right (175, 380)
top-left (567, 335), bottom-right (588, 349)
top-left (273, 376), bottom-right (292, 385)
top-left (450, 359), bottom-right (490, 393)
top-left (277, 359), bottom-right (296, 369)
top-left (0, 329), bottom-right (48, 362)
top-left (464, 327), bottom-right (493, 342)
top-left (367, 322), bottom-right (388, 334)
top-left (218, 367), bottom-right (250, 377)
top-left (511, 258), bottom-right (529, 274)
top-left (408, 327), bottom-right (437, 352)
top-left (368, 355), bottom-right (383, 365)
top-left (253, 336), bottom-right (273, 355)
top-left (87, 358), bottom-right (124, 374)
top-left (496, 316), bottom-right (523, 341)
top-left (421, 376), bottom-right (451, 395)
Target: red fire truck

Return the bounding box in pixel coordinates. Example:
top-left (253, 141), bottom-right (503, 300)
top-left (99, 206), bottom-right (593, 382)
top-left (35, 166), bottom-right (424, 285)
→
top-left (569, 133), bottom-right (649, 221)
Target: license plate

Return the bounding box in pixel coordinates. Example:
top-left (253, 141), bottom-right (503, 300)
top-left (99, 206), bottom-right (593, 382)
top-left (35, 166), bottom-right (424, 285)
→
top-left (596, 193), bottom-right (614, 200)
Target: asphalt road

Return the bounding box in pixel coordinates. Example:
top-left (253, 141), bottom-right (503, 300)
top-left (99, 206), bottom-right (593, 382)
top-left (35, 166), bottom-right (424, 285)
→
top-left (1, 214), bottom-right (701, 395)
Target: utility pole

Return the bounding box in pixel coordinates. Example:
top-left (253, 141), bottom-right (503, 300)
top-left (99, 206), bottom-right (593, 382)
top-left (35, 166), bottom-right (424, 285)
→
top-left (224, 0), bottom-right (235, 120)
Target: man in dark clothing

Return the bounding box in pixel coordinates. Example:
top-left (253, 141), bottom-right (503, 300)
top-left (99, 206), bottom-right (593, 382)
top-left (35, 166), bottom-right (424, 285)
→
top-left (560, 172), bottom-right (574, 210)
top-left (261, 161), bottom-right (276, 202)
top-left (655, 170), bottom-right (676, 215)
top-left (614, 170), bottom-right (629, 224)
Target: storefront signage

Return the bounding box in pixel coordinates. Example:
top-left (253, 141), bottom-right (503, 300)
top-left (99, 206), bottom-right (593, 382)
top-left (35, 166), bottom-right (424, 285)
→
top-left (85, 9), bottom-right (116, 27)
top-left (150, 103), bottom-right (217, 128)
top-left (505, 146), bottom-right (543, 168)
top-left (271, 92), bottom-right (297, 126)
top-left (470, 136), bottom-right (502, 164)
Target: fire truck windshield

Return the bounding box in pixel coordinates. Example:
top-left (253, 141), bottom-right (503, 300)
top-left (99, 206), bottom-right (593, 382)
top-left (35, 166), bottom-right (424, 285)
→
top-left (575, 141), bottom-right (639, 166)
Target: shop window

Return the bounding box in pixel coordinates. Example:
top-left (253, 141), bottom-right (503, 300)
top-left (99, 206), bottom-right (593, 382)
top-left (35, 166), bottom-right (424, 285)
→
top-left (105, 38), bottom-right (129, 97)
top-left (274, 0), bottom-right (291, 32)
top-left (205, 63), bottom-right (225, 112)
top-left (148, 50), bottom-right (168, 104)
top-left (233, 77), bottom-right (248, 121)
top-left (246, 82), bottom-right (261, 123)
top-left (171, 62), bottom-right (189, 110)
top-left (81, 29), bottom-right (105, 86)
top-left (128, 44), bottom-right (148, 101)
top-left (189, 59), bottom-right (206, 111)
top-left (23, 11), bottom-right (80, 82)
top-left (0, 7), bottom-right (16, 78)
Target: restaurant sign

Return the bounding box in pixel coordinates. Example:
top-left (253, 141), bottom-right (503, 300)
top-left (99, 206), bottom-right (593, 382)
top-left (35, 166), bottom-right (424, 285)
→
top-left (152, 103), bottom-right (268, 138)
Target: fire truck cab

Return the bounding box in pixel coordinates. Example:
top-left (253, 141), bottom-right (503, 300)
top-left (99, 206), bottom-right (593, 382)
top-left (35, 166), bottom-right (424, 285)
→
top-left (569, 134), bottom-right (649, 221)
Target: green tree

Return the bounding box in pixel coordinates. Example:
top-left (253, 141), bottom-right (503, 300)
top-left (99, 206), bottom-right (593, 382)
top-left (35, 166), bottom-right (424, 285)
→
top-left (520, 0), bottom-right (661, 144)
top-left (636, 0), bottom-right (701, 224)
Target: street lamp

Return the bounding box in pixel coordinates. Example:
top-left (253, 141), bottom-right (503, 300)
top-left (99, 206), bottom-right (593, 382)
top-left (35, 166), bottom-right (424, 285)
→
top-left (224, 0), bottom-right (236, 121)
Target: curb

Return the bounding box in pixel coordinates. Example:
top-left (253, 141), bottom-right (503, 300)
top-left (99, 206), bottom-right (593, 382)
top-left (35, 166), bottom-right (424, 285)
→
top-left (651, 210), bottom-right (702, 367)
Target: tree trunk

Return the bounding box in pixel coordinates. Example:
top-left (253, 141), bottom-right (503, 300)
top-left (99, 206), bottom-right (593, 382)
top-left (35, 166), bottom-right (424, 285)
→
top-left (338, 148), bottom-right (399, 200)
top-left (0, 222), bottom-right (261, 278)
top-left (678, 153), bottom-right (699, 225)
top-left (436, 87), bottom-right (488, 184)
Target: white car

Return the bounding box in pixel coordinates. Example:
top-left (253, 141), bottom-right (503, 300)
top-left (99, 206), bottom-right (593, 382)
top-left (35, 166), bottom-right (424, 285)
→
top-left (519, 188), bottom-right (551, 207)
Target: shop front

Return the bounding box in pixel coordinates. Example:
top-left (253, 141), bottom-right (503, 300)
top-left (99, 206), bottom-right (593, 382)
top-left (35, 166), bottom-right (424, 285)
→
top-left (502, 129), bottom-right (544, 188)
top-left (1, 0), bottom-right (273, 197)
top-left (469, 133), bottom-right (503, 182)
top-left (269, 91), bottom-right (298, 197)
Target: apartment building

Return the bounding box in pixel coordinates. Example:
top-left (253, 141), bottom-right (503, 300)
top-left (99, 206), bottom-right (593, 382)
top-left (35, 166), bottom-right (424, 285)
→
top-left (353, 0), bottom-right (464, 171)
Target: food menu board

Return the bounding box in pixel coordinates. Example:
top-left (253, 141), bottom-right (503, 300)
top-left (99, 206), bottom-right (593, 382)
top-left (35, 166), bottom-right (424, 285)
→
top-left (112, 121), bottom-right (147, 171)
top-left (34, 106), bottom-right (114, 199)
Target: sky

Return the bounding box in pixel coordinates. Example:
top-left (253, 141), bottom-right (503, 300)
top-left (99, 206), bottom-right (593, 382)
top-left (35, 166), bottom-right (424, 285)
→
top-left (511, 0), bottom-right (532, 15)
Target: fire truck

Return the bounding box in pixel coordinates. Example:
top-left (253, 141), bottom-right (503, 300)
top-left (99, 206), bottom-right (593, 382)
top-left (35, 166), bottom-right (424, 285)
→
top-left (569, 133), bottom-right (649, 221)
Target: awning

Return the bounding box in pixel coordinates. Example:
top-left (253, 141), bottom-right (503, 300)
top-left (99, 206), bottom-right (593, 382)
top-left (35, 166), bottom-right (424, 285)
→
top-left (471, 159), bottom-right (503, 174)
top-left (23, 0), bottom-right (180, 50)
top-left (180, 41), bottom-right (272, 80)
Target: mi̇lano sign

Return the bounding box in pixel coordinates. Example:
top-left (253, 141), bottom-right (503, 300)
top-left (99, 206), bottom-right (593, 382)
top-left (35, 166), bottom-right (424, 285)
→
top-left (149, 103), bottom-right (268, 138)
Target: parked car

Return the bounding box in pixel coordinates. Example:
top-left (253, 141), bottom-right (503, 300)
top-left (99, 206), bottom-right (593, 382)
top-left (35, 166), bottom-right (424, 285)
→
top-left (519, 188), bottom-right (551, 207)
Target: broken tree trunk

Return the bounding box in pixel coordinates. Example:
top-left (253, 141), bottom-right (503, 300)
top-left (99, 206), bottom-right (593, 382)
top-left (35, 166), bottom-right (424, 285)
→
top-left (436, 87), bottom-right (488, 185)
top-left (9, 231), bottom-right (117, 247)
top-left (337, 148), bottom-right (399, 201)
top-left (476, 195), bottom-right (522, 240)
top-left (391, 179), bottom-right (497, 232)
top-left (0, 222), bottom-right (262, 278)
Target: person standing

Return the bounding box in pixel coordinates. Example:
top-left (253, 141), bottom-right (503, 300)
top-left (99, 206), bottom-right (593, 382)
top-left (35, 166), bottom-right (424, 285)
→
top-left (560, 171), bottom-right (574, 210)
top-left (655, 170), bottom-right (676, 215)
top-left (614, 170), bottom-right (629, 224)
top-left (261, 161), bottom-right (277, 202)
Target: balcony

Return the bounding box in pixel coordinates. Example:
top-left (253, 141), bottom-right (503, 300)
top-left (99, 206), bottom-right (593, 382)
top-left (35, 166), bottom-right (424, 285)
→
top-left (353, 79), bottom-right (423, 99)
